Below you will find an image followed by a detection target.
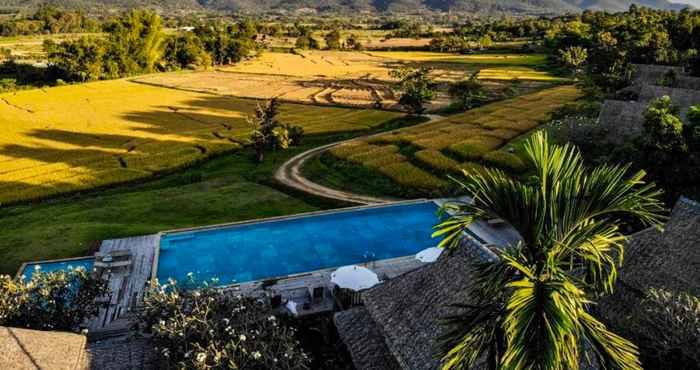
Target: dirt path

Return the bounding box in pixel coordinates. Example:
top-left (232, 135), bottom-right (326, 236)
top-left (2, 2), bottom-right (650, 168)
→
top-left (274, 114), bottom-right (444, 205)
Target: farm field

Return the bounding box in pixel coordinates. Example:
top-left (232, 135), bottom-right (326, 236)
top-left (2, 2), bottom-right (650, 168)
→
top-left (221, 50), bottom-right (557, 81)
top-left (365, 51), bottom-right (547, 65)
top-left (138, 50), bottom-right (561, 110)
top-left (305, 85), bottom-right (581, 197)
top-left (0, 79), bottom-right (401, 204)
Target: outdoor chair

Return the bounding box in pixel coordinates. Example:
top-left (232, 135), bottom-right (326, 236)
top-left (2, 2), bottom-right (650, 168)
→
top-left (311, 286), bottom-right (325, 305)
top-left (270, 294), bottom-right (283, 309)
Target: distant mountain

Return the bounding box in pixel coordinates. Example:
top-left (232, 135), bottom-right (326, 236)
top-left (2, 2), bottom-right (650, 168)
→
top-left (563, 0), bottom-right (690, 11)
top-left (0, 0), bottom-right (692, 13)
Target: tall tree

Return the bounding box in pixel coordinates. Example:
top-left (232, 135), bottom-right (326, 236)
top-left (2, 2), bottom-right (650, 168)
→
top-left (559, 46), bottom-right (588, 78)
top-left (104, 10), bottom-right (164, 76)
top-left (448, 71), bottom-right (487, 110)
top-left (390, 66), bottom-right (435, 115)
top-left (434, 132), bottom-right (664, 370)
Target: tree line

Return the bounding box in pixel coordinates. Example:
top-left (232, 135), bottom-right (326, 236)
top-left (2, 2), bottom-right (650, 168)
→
top-left (42, 11), bottom-right (259, 82)
top-left (0, 6), bottom-right (100, 36)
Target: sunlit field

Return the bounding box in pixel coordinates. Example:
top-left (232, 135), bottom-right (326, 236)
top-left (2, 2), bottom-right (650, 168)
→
top-left (222, 50), bottom-right (556, 81)
top-left (321, 85), bottom-right (581, 193)
top-left (365, 51), bottom-right (547, 65)
top-left (0, 79), bottom-right (401, 204)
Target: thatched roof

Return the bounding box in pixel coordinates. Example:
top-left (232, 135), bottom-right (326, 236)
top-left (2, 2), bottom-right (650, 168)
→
top-left (596, 100), bottom-right (648, 143)
top-left (361, 242), bottom-right (480, 370)
top-left (599, 197), bottom-right (700, 338)
top-left (85, 337), bottom-right (155, 370)
top-left (0, 326), bottom-right (88, 370)
top-left (334, 307), bottom-right (402, 370)
top-left (608, 197), bottom-right (699, 298)
top-left (631, 64), bottom-right (700, 90)
top-left (334, 240), bottom-right (493, 370)
top-left (596, 81), bottom-right (699, 144)
top-left (632, 64), bottom-right (684, 84)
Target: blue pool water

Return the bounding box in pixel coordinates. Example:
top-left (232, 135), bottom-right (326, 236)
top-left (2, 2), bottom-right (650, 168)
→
top-left (20, 258), bottom-right (95, 281)
top-left (157, 201), bottom-right (441, 286)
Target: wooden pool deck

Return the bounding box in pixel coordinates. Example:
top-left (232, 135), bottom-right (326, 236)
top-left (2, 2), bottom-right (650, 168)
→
top-left (87, 233), bottom-right (428, 336)
top-left (87, 234), bottom-right (159, 337)
top-left (84, 198), bottom-right (519, 337)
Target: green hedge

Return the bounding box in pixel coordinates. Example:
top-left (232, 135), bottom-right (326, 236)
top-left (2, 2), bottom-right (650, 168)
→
top-left (378, 162), bottom-right (447, 190)
top-left (448, 136), bottom-right (504, 160)
top-left (328, 142), bottom-right (372, 159)
top-left (414, 149), bottom-right (460, 172)
top-left (347, 145), bottom-right (400, 163)
top-left (482, 150), bottom-right (528, 173)
top-left (364, 153), bottom-right (407, 168)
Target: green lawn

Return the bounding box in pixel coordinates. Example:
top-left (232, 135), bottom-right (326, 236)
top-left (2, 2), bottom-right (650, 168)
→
top-left (0, 116), bottom-right (423, 275)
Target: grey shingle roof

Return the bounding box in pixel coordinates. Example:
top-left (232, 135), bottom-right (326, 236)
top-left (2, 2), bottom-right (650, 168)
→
top-left (334, 307), bottom-right (402, 370)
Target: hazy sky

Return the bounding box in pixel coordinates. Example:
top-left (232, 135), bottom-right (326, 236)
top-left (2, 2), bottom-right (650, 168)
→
top-left (672, 0), bottom-right (699, 8)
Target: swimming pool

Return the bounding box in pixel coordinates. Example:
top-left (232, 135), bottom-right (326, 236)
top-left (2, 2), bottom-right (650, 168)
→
top-left (19, 257), bottom-right (95, 281)
top-left (156, 201), bottom-right (442, 286)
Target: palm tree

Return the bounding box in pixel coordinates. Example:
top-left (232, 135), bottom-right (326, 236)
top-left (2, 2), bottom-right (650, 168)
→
top-left (433, 132), bottom-right (665, 370)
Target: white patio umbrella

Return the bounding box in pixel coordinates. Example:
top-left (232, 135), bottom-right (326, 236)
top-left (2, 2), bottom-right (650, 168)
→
top-left (331, 265), bottom-right (379, 291)
top-left (415, 246), bottom-right (443, 263)
top-left (285, 300), bottom-right (298, 315)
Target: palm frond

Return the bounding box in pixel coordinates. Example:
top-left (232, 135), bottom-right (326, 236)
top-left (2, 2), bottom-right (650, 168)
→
top-left (580, 310), bottom-right (642, 370)
top-left (438, 302), bottom-right (503, 370)
top-left (501, 259), bottom-right (584, 370)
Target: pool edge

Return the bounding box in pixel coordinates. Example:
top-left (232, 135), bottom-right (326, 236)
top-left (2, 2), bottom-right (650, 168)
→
top-left (150, 198), bottom-right (434, 287)
top-left (15, 256), bottom-right (96, 279)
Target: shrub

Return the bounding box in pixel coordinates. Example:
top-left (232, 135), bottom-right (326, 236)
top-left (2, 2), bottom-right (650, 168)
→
top-left (448, 136), bottom-right (504, 160)
top-left (364, 153), bottom-right (406, 168)
top-left (0, 268), bottom-right (108, 332)
top-left (414, 149), bottom-right (460, 172)
top-left (482, 150), bottom-right (527, 173)
top-left (141, 279), bottom-right (310, 370)
top-left (378, 162), bottom-right (446, 190)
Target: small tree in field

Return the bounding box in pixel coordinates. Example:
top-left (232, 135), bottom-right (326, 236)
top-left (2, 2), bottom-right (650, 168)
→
top-left (390, 66), bottom-right (435, 115)
top-left (448, 71), bottom-right (486, 110)
top-left (324, 30), bottom-right (341, 50)
top-left (247, 99), bottom-right (303, 162)
top-left (0, 268), bottom-right (108, 332)
top-left (559, 46), bottom-right (588, 78)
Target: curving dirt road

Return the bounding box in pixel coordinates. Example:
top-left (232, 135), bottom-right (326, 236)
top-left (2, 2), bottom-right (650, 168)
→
top-left (274, 114), bottom-right (444, 205)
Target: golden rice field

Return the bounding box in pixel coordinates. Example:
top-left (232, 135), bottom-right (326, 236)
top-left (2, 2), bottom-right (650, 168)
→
top-left (222, 50), bottom-right (561, 82)
top-left (136, 70), bottom-right (401, 109)
top-left (326, 85), bottom-right (581, 192)
top-left (365, 51), bottom-right (547, 65)
top-left (0, 79), bottom-right (401, 204)
top-left (138, 50), bottom-right (560, 110)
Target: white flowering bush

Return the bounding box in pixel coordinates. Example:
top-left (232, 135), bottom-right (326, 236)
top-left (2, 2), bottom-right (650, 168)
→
top-left (141, 279), bottom-right (310, 370)
top-left (0, 268), bottom-right (108, 331)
